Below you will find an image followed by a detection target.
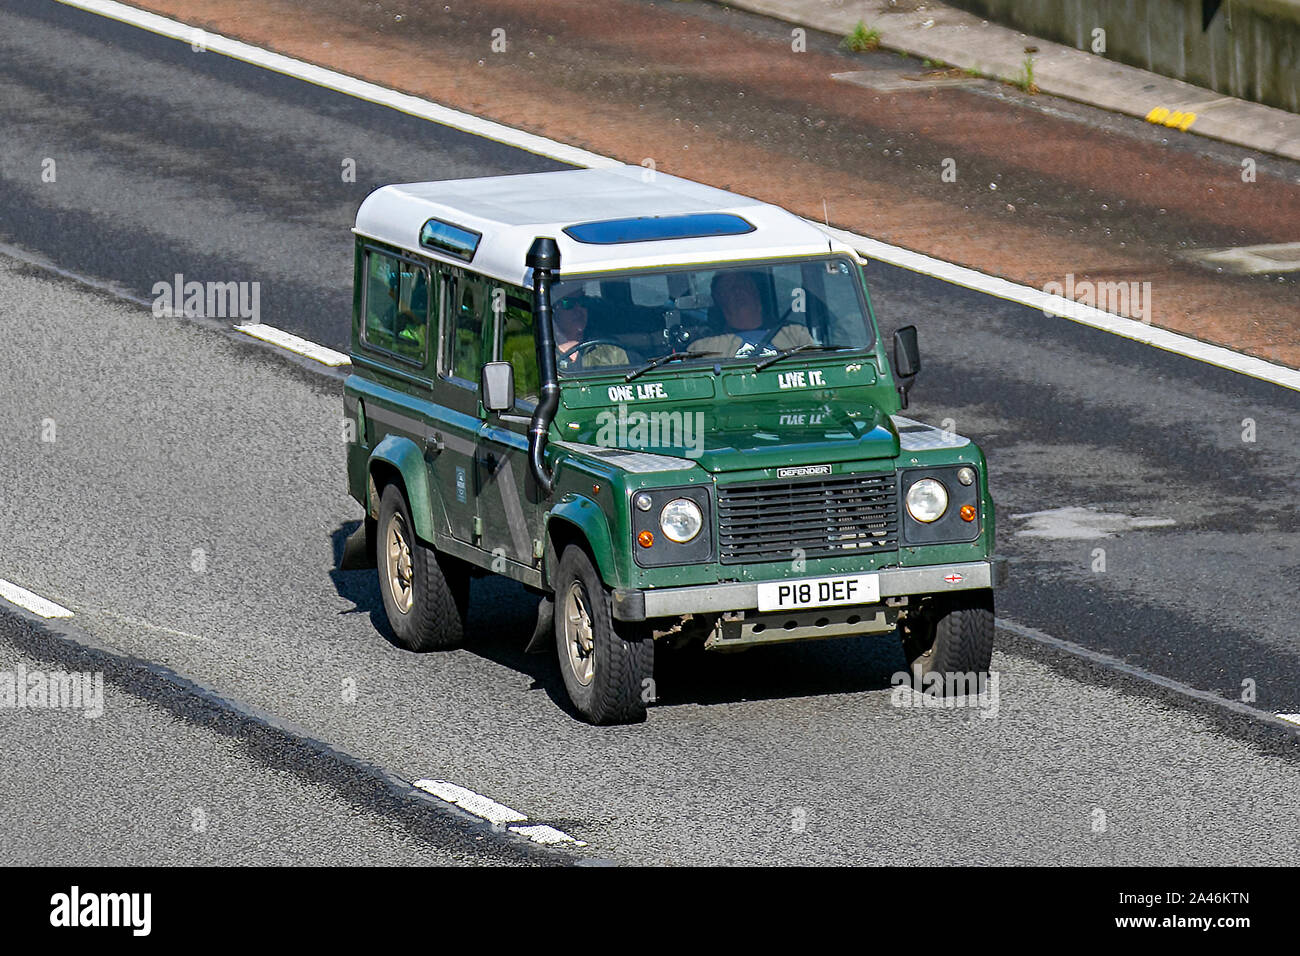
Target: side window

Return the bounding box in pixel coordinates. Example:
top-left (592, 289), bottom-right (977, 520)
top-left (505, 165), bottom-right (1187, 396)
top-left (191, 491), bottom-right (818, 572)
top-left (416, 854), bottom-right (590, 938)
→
top-left (812, 259), bottom-right (868, 347)
top-left (448, 277), bottom-right (485, 382)
top-left (363, 250), bottom-right (429, 363)
top-left (498, 287), bottom-right (538, 408)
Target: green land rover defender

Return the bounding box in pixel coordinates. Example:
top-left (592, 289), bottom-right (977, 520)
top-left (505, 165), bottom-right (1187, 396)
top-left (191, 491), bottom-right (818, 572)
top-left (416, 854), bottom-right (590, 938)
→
top-left (340, 165), bottom-right (1005, 724)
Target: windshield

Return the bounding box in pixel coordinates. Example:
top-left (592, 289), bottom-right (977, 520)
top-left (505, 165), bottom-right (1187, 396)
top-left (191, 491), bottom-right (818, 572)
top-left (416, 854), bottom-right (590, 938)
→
top-left (549, 256), bottom-right (874, 375)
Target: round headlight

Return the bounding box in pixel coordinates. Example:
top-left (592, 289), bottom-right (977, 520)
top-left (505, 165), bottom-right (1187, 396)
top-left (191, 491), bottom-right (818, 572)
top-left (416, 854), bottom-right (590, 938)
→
top-left (659, 498), bottom-right (702, 543)
top-left (956, 466), bottom-right (976, 486)
top-left (906, 478), bottom-right (948, 523)
top-left (634, 492), bottom-right (654, 512)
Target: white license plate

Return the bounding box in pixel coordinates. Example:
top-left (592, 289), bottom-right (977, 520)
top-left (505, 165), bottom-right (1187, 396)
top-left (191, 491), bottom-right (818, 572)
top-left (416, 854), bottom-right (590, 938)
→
top-left (756, 574), bottom-right (880, 612)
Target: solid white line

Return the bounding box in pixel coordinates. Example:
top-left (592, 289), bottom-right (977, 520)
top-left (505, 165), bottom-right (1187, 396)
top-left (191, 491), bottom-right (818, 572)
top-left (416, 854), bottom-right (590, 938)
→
top-left (413, 779), bottom-right (587, 846)
top-left (821, 225), bottom-right (1300, 393)
top-left (1278, 714), bottom-right (1300, 727)
top-left (235, 323), bottom-right (351, 366)
top-left (55, 0), bottom-right (618, 170)
top-left (58, 0), bottom-right (1300, 394)
top-left (0, 580), bottom-right (74, 619)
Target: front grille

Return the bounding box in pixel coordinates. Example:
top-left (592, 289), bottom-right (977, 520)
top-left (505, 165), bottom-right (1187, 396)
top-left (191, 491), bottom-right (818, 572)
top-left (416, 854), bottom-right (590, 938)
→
top-left (717, 472), bottom-right (898, 564)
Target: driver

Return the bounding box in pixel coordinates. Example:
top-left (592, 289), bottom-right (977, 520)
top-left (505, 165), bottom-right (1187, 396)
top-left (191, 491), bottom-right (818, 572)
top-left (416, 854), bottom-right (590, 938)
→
top-left (553, 294), bottom-right (627, 370)
top-left (688, 270), bottom-right (813, 358)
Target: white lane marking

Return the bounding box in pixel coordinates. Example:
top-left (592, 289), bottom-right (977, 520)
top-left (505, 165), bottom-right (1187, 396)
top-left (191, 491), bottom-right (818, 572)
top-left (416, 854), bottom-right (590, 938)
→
top-left (820, 224), bottom-right (1300, 394)
top-left (0, 580), bottom-right (74, 619)
top-left (413, 779), bottom-right (587, 846)
top-left (1278, 714), bottom-right (1300, 727)
top-left (414, 779), bottom-right (526, 824)
top-left (56, 0), bottom-right (617, 170)
top-left (235, 323), bottom-right (350, 366)
top-left (59, 0), bottom-right (1300, 394)
top-left (508, 824), bottom-right (586, 847)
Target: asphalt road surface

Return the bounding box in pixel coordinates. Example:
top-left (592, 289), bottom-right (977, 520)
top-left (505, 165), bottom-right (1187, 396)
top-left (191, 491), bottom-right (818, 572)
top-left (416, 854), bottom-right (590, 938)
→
top-left (0, 616), bottom-right (543, 866)
top-left (1, 0), bottom-right (1299, 864)
top-left (2, 240), bottom-right (1298, 864)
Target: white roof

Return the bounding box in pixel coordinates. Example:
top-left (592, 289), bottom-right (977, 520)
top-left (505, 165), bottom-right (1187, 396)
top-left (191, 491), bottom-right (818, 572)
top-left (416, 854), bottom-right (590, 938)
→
top-left (353, 165), bottom-right (852, 286)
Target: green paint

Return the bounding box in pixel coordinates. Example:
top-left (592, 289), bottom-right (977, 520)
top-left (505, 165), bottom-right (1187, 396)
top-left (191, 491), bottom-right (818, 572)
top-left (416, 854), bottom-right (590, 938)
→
top-left (344, 234), bottom-right (998, 611)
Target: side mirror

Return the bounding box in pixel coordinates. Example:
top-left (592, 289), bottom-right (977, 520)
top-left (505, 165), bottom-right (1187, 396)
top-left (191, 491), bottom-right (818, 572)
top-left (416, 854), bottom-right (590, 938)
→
top-left (481, 361), bottom-right (515, 414)
top-left (892, 325), bottom-right (920, 409)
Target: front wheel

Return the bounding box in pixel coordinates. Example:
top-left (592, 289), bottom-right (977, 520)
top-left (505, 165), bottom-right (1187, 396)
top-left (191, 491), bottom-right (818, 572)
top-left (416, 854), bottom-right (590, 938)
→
top-left (554, 545), bottom-right (654, 724)
top-left (900, 590), bottom-right (995, 688)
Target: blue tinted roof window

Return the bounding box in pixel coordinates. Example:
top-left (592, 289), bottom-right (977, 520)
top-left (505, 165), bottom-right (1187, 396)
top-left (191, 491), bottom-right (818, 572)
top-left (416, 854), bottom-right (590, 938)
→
top-left (563, 213), bottom-right (755, 245)
top-left (420, 218), bottom-right (481, 261)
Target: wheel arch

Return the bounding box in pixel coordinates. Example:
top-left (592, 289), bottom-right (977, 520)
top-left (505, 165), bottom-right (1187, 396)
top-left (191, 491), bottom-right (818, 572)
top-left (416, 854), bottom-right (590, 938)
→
top-left (367, 434), bottom-right (441, 544)
top-left (544, 497), bottom-right (618, 591)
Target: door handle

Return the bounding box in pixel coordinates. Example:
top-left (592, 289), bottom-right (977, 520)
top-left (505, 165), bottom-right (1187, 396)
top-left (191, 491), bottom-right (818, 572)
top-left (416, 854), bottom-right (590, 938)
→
top-left (478, 451), bottom-right (498, 471)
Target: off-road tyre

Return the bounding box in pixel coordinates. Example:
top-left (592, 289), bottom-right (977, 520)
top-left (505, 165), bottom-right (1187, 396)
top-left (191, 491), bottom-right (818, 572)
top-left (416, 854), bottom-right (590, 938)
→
top-left (377, 484), bottom-right (470, 651)
top-left (900, 590), bottom-right (995, 688)
top-left (554, 545), bottom-right (654, 724)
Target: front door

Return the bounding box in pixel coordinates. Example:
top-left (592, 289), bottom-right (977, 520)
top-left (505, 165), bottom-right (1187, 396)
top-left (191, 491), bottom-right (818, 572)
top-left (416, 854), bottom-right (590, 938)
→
top-left (476, 284), bottom-right (545, 574)
top-left (430, 268), bottom-right (490, 545)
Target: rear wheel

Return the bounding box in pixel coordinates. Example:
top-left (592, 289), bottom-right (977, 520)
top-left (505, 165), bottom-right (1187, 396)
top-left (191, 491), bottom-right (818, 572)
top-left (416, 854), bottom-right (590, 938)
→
top-left (900, 590), bottom-right (994, 689)
top-left (554, 545), bottom-right (654, 724)
top-left (377, 484), bottom-right (469, 651)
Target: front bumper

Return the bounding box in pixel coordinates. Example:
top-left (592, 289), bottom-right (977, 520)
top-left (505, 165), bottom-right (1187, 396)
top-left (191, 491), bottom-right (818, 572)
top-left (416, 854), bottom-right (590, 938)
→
top-left (611, 557), bottom-right (1008, 622)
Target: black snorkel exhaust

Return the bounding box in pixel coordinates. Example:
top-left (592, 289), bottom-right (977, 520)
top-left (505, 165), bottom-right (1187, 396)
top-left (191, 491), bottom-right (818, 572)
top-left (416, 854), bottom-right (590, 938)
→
top-left (527, 237), bottom-right (561, 496)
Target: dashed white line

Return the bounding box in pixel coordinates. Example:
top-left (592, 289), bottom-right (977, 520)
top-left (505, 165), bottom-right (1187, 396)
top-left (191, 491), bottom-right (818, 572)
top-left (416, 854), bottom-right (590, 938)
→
top-left (414, 779), bottom-right (587, 847)
top-left (235, 323), bottom-right (351, 367)
top-left (59, 0), bottom-right (1300, 395)
top-left (0, 580), bottom-right (74, 619)
top-left (507, 824), bottom-right (585, 846)
top-left (415, 779), bottom-right (527, 825)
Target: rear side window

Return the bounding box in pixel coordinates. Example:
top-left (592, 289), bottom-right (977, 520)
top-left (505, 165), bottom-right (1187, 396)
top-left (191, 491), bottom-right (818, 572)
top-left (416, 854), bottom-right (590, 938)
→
top-left (363, 250), bottom-right (429, 364)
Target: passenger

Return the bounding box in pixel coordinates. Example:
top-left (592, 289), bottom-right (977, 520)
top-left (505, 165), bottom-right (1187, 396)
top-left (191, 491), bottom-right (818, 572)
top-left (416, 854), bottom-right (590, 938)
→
top-left (394, 272), bottom-right (428, 355)
top-left (689, 270), bottom-right (813, 358)
top-left (395, 308), bottom-right (425, 354)
top-left (553, 294), bottom-right (627, 370)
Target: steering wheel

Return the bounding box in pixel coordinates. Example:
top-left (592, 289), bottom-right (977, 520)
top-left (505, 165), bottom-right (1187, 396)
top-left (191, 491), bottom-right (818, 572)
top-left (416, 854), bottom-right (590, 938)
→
top-left (563, 339), bottom-right (624, 360)
top-left (747, 307), bottom-right (796, 355)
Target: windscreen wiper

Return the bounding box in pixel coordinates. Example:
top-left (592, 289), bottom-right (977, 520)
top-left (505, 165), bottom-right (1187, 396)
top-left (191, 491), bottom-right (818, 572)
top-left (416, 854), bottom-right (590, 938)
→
top-left (624, 350), bottom-right (719, 382)
top-left (753, 343), bottom-right (848, 372)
